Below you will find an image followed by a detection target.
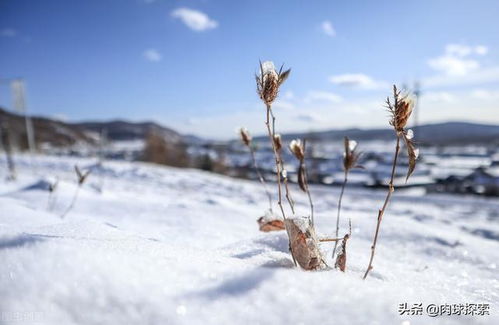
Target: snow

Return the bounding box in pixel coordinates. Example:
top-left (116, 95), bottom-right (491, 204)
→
top-left (1, 154), bottom-right (498, 324)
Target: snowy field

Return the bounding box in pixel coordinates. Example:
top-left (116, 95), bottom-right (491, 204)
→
top-left (1, 154), bottom-right (498, 325)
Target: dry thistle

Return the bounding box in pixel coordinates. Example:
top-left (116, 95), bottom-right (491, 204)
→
top-left (332, 137), bottom-right (362, 259)
top-left (238, 127), bottom-right (274, 215)
top-left (239, 127), bottom-right (252, 147)
top-left (256, 60), bottom-right (303, 266)
top-left (363, 85), bottom-right (419, 280)
top-left (256, 61), bottom-right (290, 106)
top-left (256, 61), bottom-right (292, 220)
top-left (61, 165), bottom-right (91, 218)
top-left (289, 139), bottom-right (305, 161)
top-left (273, 134), bottom-right (282, 151)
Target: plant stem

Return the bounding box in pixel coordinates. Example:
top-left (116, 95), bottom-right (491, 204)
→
top-left (265, 105), bottom-right (297, 267)
top-left (319, 237), bottom-right (344, 242)
top-left (303, 164), bottom-right (314, 226)
top-left (249, 145), bottom-right (273, 213)
top-left (301, 140), bottom-right (314, 226)
top-left (283, 176), bottom-right (295, 214)
top-left (333, 171), bottom-right (348, 259)
top-left (269, 108), bottom-right (295, 214)
top-left (363, 134), bottom-right (401, 280)
top-left (265, 105), bottom-right (286, 220)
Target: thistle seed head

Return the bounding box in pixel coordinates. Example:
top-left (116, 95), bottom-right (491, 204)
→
top-left (391, 93), bottom-right (415, 132)
top-left (273, 134), bottom-right (282, 151)
top-left (289, 139), bottom-right (305, 161)
top-left (256, 61), bottom-right (291, 106)
top-left (239, 127), bottom-right (252, 147)
top-left (343, 137), bottom-right (361, 171)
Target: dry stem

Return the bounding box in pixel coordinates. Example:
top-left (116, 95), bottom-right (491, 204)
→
top-left (265, 105), bottom-right (286, 219)
top-left (363, 134), bottom-right (401, 279)
top-left (332, 171), bottom-right (348, 258)
top-left (301, 140), bottom-right (315, 227)
top-left (265, 105), bottom-right (298, 267)
top-left (269, 108), bottom-right (295, 214)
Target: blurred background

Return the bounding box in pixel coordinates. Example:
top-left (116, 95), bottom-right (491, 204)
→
top-left (1, 0), bottom-right (499, 195)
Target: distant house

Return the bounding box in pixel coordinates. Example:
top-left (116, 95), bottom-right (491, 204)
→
top-left (465, 167), bottom-right (499, 195)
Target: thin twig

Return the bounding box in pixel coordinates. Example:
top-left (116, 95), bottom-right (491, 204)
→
top-left (302, 139), bottom-right (314, 226)
top-left (319, 237), bottom-right (344, 242)
top-left (333, 171), bottom-right (348, 258)
top-left (265, 105), bottom-right (286, 220)
top-left (363, 134), bottom-right (401, 279)
top-left (269, 108), bottom-right (295, 214)
top-left (265, 105), bottom-right (297, 267)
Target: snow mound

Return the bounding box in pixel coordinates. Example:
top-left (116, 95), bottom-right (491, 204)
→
top-left (0, 154), bottom-right (498, 324)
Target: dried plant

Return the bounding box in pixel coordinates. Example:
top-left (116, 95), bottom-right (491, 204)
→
top-left (61, 165), bottom-right (91, 218)
top-left (285, 217), bottom-right (324, 270)
top-left (47, 178), bottom-right (59, 210)
top-left (255, 60), bottom-right (327, 270)
top-left (363, 85), bottom-right (418, 280)
top-left (239, 127), bottom-right (273, 213)
top-left (255, 61), bottom-right (292, 219)
top-left (335, 219), bottom-right (352, 272)
top-left (0, 121), bottom-right (17, 181)
top-left (332, 137), bottom-right (362, 259)
top-left (289, 139), bottom-right (314, 227)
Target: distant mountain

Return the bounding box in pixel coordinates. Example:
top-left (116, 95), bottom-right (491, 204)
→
top-left (256, 122), bottom-right (499, 146)
top-left (74, 120), bottom-right (182, 143)
top-left (0, 108), bottom-right (94, 148)
top-left (0, 108), bottom-right (185, 148)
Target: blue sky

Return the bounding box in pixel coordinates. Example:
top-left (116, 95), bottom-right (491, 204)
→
top-left (1, 0), bottom-right (499, 139)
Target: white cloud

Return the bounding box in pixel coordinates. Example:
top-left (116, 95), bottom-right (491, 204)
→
top-left (1, 28), bottom-right (17, 37)
top-left (475, 45), bottom-right (488, 55)
top-left (283, 90), bottom-right (294, 100)
top-left (428, 44), bottom-right (488, 76)
top-left (428, 56), bottom-right (479, 76)
top-left (171, 8), bottom-right (218, 32)
top-left (328, 73), bottom-right (387, 90)
top-left (445, 44), bottom-right (488, 57)
top-left (273, 100), bottom-right (295, 110)
top-left (470, 89), bottom-right (499, 100)
top-left (143, 49), bottom-right (162, 62)
top-left (304, 90), bottom-right (342, 103)
top-left (422, 91), bottom-right (455, 103)
top-left (295, 113), bottom-right (320, 123)
top-left (424, 66), bottom-right (499, 88)
top-left (321, 21), bottom-right (336, 37)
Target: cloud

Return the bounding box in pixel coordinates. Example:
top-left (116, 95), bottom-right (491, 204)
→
top-left (428, 56), bottom-right (479, 76)
top-left (143, 49), bottom-right (162, 62)
top-left (283, 90), bottom-right (294, 100)
top-left (428, 44), bottom-right (488, 76)
top-left (273, 100), bottom-right (295, 110)
top-left (321, 21), bottom-right (336, 37)
top-left (445, 44), bottom-right (488, 57)
top-left (1, 28), bottom-right (17, 37)
top-left (470, 89), bottom-right (499, 100)
top-left (422, 91), bottom-right (455, 103)
top-left (423, 66), bottom-right (499, 88)
top-left (295, 113), bottom-right (320, 123)
top-left (171, 8), bottom-right (218, 32)
top-left (304, 91), bottom-right (342, 103)
top-left (328, 73), bottom-right (387, 90)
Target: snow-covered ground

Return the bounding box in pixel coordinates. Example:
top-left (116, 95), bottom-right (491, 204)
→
top-left (1, 154), bottom-right (498, 325)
